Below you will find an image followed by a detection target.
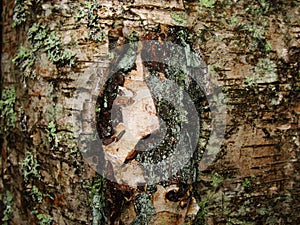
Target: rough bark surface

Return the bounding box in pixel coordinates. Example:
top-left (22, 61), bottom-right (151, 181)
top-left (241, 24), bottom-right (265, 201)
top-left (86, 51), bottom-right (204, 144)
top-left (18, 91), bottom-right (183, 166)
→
top-left (1, 0), bottom-right (300, 225)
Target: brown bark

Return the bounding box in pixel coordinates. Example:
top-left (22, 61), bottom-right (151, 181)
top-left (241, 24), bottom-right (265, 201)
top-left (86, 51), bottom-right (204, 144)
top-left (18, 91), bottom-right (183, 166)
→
top-left (1, 0), bottom-right (300, 225)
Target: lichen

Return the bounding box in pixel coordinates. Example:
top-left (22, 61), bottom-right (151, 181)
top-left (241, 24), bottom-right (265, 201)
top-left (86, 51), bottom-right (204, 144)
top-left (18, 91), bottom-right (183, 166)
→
top-left (244, 58), bottom-right (277, 88)
top-left (30, 185), bottom-right (43, 204)
top-left (20, 151), bottom-right (41, 182)
top-left (46, 121), bottom-right (58, 149)
top-left (28, 23), bottom-right (76, 67)
top-left (12, 0), bottom-right (27, 27)
top-left (12, 0), bottom-right (43, 27)
top-left (36, 213), bottom-right (54, 225)
top-left (74, 0), bottom-right (106, 42)
top-left (115, 31), bottom-right (139, 73)
top-left (254, 58), bottom-right (277, 82)
top-left (12, 45), bottom-right (36, 79)
top-left (131, 193), bottom-right (156, 225)
top-left (198, 0), bottom-right (217, 8)
top-left (171, 12), bottom-right (188, 26)
top-left (1, 190), bottom-right (13, 225)
top-left (13, 23), bottom-right (76, 78)
top-left (136, 73), bottom-right (195, 183)
top-left (85, 175), bottom-right (107, 225)
top-left (0, 87), bottom-right (17, 133)
top-left (244, 0), bottom-right (270, 15)
top-left (44, 31), bottom-right (76, 66)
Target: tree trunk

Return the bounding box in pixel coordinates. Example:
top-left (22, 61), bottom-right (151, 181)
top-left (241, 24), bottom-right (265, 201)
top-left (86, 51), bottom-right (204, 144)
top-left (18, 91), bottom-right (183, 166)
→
top-left (1, 0), bottom-right (300, 225)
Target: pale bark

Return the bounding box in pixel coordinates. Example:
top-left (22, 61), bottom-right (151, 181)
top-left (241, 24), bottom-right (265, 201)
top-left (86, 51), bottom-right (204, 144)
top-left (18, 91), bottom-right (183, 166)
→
top-left (1, 0), bottom-right (300, 225)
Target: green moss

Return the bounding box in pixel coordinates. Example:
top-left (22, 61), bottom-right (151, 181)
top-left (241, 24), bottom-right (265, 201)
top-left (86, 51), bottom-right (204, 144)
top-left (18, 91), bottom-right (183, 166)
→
top-left (196, 199), bottom-right (208, 220)
top-left (0, 87), bottom-right (17, 133)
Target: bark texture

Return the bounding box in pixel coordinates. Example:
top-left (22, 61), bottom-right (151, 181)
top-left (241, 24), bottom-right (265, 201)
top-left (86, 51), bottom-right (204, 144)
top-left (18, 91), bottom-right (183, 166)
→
top-left (1, 0), bottom-right (300, 225)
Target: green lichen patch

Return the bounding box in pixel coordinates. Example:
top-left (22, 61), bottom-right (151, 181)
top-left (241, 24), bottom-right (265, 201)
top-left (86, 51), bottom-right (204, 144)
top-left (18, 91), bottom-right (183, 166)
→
top-left (84, 175), bottom-right (107, 225)
top-left (12, 45), bottom-right (36, 79)
top-left (244, 0), bottom-right (270, 16)
top-left (254, 58), bottom-right (277, 83)
top-left (171, 12), bottom-right (188, 26)
top-left (244, 58), bottom-right (277, 88)
top-left (240, 20), bottom-right (271, 54)
top-left (131, 193), bottom-right (156, 225)
top-left (1, 190), bottom-right (13, 225)
top-left (36, 213), bottom-right (54, 225)
top-left (198, 0), bottom-right (217, 8)
top-left (28, 23), bottom-right (76, 67)
top-left (28, 23), bottom-right (48, 51)
top-left (20, 151), bottom-right (41, 183)
top-left (44, 31), bottom-right (76, 67)
top-left (30, 185), bottom-right (43, 204)
top-left (0, 87), bottom-right (17, 133)
top-left (13, 23), bottom-right (76, 79)
top-left (12, 0), bottom-right (27, 27)
top-left (44, 120), bottom-right (79, 154)
top-left (46, 121), bottom-right (58, 149)
top-left (74, 0), bottom-right (106, 43)
top-left (12, 0), bottom-right (43, 27)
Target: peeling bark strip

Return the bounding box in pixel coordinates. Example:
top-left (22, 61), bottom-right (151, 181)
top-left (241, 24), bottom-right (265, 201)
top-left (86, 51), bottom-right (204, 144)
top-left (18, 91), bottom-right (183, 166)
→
top-left (96, 39), bottom-right (211, 180)
top-left (1, 0), bottom-right (300, 225)
top-left (94, 35), bottom-right (212, 223)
